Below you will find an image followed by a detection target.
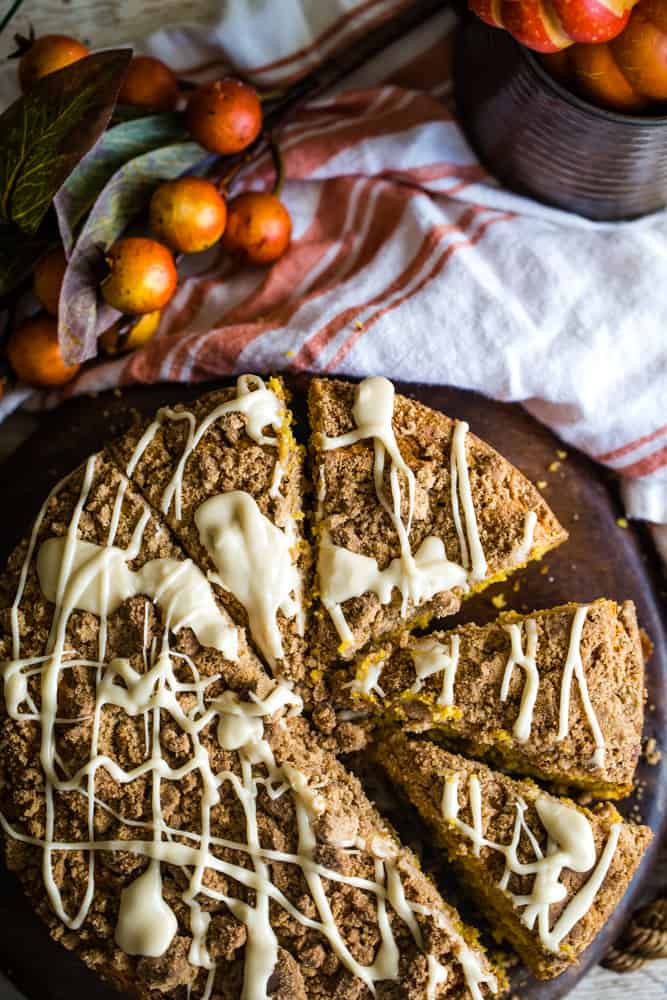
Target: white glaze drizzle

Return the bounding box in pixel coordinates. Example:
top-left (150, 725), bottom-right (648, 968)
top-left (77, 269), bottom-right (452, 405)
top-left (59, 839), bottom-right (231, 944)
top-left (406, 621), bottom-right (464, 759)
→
top-left (195, 492), bottom-right (301, 670)
top-left (345, 658), bottom-right (386, 699)
top-left (320, 376), bottom-right (416, 567)
top-left (515, 510), bottom-right (537, 564)
top-left (410, 635), bottom-right (460, 707)
top-left (499, 620), bottom-right (539, 743)
top-left (442, 772), bottom-right (621, 953)
top-left (116, 859), bottom-right (178, 956)
top-left (410, 896), bottom-right (497, 1000)
top-left (319, 530), bottom-right (467, 647)
top-left (450, 420), bottom-right (487, 582)
top-left (123, 375), bottom-right (304, 668)
top-left (557, 606), bottom-right (606, 767)
top-left (426, 953), bottom-right (448, 999)
top-left (317, 378), bottom-right (502, 646)
top-left (35, 536), bottom-right (239, 661)
top-left (369, 606), bottom-right (606, 768)
top-left (127, 375), bottom-right (286, 521)
top-left (0, 455), bottom-right (497, 1000)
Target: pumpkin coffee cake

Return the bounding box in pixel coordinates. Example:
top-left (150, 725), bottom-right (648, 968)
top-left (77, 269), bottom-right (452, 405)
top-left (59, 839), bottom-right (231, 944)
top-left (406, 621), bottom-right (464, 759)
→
top-left (378, 734), bottom-right (652, 979)
top-left (308, 376), bottom-right (567, 670)
top-left (340, 599), bottom-right (645, 798)
top-left (0, 443), bottom-right (502, 999)
top-left (107, 375), bottom-right (311, 687)
top-left (0, 373), bottom-right (651, 999)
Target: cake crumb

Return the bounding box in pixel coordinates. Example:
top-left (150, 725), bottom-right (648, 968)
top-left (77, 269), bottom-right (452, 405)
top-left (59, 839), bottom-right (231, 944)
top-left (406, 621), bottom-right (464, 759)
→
top-left (645, 737), bottom-right (662, 766)
top-left (556, 450), bottom-right (568, 460)
top-left (537, 480), bottom-right (548, 489)
top-left (355, 320), bottom-right (365, 330)
top-left (616, 517), bottom-right (629, 529)
top-left (491, 594), bottom-right (507, 609)
top-left (548, 461), bottom-right (561, 472)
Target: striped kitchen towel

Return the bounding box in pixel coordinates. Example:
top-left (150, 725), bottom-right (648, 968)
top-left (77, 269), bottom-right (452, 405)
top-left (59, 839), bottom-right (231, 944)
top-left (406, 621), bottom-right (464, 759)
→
top-left (0, 0), bottom-right (666, 529)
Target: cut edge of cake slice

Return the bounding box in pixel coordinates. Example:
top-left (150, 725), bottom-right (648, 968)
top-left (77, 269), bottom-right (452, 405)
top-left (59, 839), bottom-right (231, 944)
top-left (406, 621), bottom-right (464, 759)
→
top-left (376, 732), bottom-right (653, 980)
top-left (308, 376), bottom-right (567, 670)
top-left (106, 374), bottom-right (312, 691)
top-left (343, 598), bottom-right (645, 798)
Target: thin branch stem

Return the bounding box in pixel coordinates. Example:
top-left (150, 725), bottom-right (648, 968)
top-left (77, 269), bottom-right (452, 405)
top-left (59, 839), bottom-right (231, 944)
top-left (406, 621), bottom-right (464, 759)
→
top-left (0, 0), bottom-right (26, 37)
top-left (216, 148), bottom-right (256, 195)
top-left (269, 136), bottom-right (285, 197)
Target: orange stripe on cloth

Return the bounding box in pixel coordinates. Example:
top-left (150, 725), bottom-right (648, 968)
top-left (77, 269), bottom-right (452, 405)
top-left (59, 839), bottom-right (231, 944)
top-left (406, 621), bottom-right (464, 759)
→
top-left (595, 422), bottom-right (667, 463)
top-left (290, 204), bottom-right (486, 371)
top-left (607, 443), bottom-right (667, 479)
top-left (324, 210), bottom-right (515, 370)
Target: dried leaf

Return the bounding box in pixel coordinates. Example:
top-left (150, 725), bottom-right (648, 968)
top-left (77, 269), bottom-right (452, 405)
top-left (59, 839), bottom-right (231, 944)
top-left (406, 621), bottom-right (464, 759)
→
top-left (0, 49), bottom-right (131, 235)
top-left (59, 141), bottom-right (205, 364)
top-left (55, 112), bottom-right (188, 253)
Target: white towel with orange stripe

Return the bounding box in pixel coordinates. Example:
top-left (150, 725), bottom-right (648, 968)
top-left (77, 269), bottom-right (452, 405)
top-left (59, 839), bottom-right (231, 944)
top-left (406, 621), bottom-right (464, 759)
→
top-left (1, 1), bottom-right (666, 528)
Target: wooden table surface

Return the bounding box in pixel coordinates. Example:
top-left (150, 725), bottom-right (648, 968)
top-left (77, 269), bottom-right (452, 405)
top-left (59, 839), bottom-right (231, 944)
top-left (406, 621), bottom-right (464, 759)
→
top-left (1, 2), bottom-right (666, 997)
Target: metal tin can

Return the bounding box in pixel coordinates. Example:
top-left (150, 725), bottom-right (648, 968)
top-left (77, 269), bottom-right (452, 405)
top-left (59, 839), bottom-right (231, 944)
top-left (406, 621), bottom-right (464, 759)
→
top-left (455, 15), bottom-right (667, 221)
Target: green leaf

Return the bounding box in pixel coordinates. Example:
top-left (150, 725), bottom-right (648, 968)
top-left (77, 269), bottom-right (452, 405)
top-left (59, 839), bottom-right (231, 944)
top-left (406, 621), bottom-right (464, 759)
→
top-left (55, 112), bottom-right (188, 253)
top-left (0, 48), bottom-right (132, 235)
top-left (59, 141), bottom-right (206, 364)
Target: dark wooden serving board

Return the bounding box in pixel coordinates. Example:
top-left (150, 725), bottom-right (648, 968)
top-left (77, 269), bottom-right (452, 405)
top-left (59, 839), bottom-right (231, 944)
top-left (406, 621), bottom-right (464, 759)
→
top-left (0, 376), bottom-right (664, 1000)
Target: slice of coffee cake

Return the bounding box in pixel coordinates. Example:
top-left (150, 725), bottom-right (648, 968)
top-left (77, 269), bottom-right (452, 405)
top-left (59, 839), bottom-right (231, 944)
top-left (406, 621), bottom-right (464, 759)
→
top-left (343, 599), bottom-right (645, 798)
top-left (309, 376), bottom-right (567, 669)
top-left (378, 733), bottom-right (652, 979)
top-left (107, 376), bottom-right (310, 687)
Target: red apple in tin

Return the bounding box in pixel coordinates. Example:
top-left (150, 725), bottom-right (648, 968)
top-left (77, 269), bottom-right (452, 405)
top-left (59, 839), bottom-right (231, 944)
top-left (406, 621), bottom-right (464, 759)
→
top-left (551, 0), bottom-right (635, 43)
top-left (502, 0), bottom-right (573, 51)
top-left (469, 0), bottom-right (639, 51)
